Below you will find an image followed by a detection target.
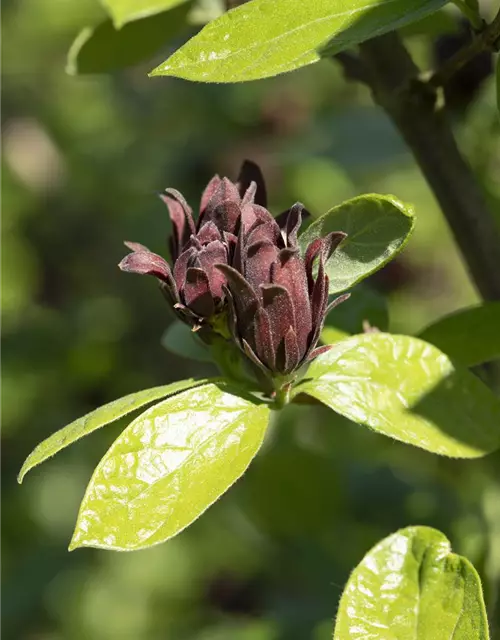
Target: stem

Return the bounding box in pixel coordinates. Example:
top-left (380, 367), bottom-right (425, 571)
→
top-left (429, 6), bottom-right (500, 89)
top-left (354, 31), bottom-right (500, 301)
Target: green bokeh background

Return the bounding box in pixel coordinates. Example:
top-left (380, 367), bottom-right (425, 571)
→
top-left (3, 1), bottom-right (500, 638)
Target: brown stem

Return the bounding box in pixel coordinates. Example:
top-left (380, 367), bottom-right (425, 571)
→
top-left (429, 6), bottom-right (500, 89)
top-left (352, 31), bottom-right (500, 300)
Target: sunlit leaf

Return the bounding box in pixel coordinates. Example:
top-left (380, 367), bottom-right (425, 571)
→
top-left (299, 195), bottom-right (415, 294)
top-left (18, 378), bottom-right (208, 483)
top-left (161, 320), bottom-right (212, 362)
top-left (101, 0), bottom-right (190, 27)
top-left (418, 303), bottom-right (500, 367)
top-left (295, 333), bottom-right (500, 458)
top-left (67, 4), bottom-right (192, 75)
top-left (150, 0), bottom-right (447, 82)
top-left (334, 526), bottom-right (489, 639)
top-left (70, 382), bottom-right (270, 550)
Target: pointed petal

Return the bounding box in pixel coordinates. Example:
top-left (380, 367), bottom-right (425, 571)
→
top-left (253, 307), bottom-right (275, 371)
top-left (326, 292), bottom-right (351, 314)
top-left (245, 240), bottom-right (279, 290)
top-left (280, 326), bottom-right (300, 374)
top-left (306, 344), bottom-right (332, 362)
top-left (237, 160), bottom-right (267, 207)
top-left (200, 175), bottom-right (221, 216)
top-left (260, 283), bottom-right (296, 353)
top-left (124, 241), bottom-right (149, 252)
top-left (196, 221), bottom-right (222, 244)
top-left (323, 231), bottom-right (347, 260)
top-left (211, 200), bottom-right (242, 235)
top-left (283, 202), bottom-right (303, 248)
top-left (183, 268), bottom-right (215, 317)
top-left (215, 264), bottom-right (260, 345)
top-left (275, 206), bottom-right (310, 229)
top-left (196, 240), bottom-right (228, 300)
top-left (119, 250), bottom-right (173, 284)
top-left (160, 189), bottom-right (195, 259)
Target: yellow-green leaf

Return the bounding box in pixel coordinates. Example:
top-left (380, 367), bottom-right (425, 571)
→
top-left (334, 526), bottom-right (489, 639)
top-left (295, 333), bottom-right (500, 458)
top-left (70, 382), bottom-right (270, 551)
top-left (101, 0), bottom-right (190, 27)
top-left (18, 378), bottom-right (208, 483)
top-left (299, 194), bottom-right (415, 294)
top-left (150, 0), bottom-right (447, 82)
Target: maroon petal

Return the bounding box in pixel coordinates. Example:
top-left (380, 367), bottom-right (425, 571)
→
top-left (241, 203), bottom-right (274, 233)
top-left (304, 237), bottom-right (324, 294)
top-left (323, 231), bottom-right (347, 260)
top-left (252, 307), bottom-right (275, 371)
top-left (245, 241), bottom-right (280, 291)
top-left (279, 326), bottom-right (300, 374)
top-left (326, 292), bottom-right (350, 314)
top-left (124, 241), bottom-right (150, 252)
top-left (282, 203), bottom-right (303, 248)
top-left (215, 264), bottom-right (261, 340)
top-left (271, 249), bottom-right (312, 356)
top-left (211, 200), bottom-right (242, 235)
top-left (246, 218), bottom-right (282, 247)
top-left (306, 344), bottom-right (332, 362)
top-left (173, 246), bottom-right (197, 293)
top-left (119, 249), bottom-right (173, 284)
top-left (203, 178), bottom-right (241, 225)
top-left (237, 160), bottom-right (267, 207)
top-left (200, 175), bottom-right (222, 217)
top-left (275, 206), bottom-right (310, 229)
top-left (310, 253), bottom-right (329, 331)
top-left (183, 268), bottom-right (215, 317)
top-left (240, 181), bottom-right (257, 206)
top-left (260, 283), bottom-right (296, 354)
top-left (160, 189), bottom-right (196, 260)
top-left (196, 221), bottom-right (222, 244)
top-left (196, 240), bottom-right (228, 300)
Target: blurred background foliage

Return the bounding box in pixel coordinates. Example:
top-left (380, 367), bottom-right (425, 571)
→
top-left (2, 0), bottom-right (500, 638)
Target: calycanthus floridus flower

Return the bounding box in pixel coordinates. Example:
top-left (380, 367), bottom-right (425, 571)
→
top-left (119, 161), bottom-right (349, 396)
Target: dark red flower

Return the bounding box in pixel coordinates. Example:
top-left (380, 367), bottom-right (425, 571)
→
top-left (216, 204), bottom-right (349, 379)
top-left (119, 161), bottom-right (268, 328)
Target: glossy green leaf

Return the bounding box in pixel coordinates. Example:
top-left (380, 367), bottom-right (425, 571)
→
top-left (334, 526), bottom-right (489, 639)
top-left (150, 0), bottom-right (447, 82)
top-left (161, 320), bottom-right (212, 362)
top-left (299, 195), bottom-right (415, 294)
top-left (18, 378), bottom-right (208, 483)
top-left (70, 382), bottom-right (270, 551)
top-left (323, 284), bottom-right (389, 343)
top-left (418, 303), bottom-right (500, 367)
top-left (295, 333), bottom-right (500, 458)
top-left (101, 0), bottom-right (189, 27)
top-left (67, 3), bottom-right (191, 75)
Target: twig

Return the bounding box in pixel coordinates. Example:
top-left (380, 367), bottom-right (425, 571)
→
top-left (353, 31), bottom-right (500, 300)
top-left (429, 6), bottom-right (500, 89)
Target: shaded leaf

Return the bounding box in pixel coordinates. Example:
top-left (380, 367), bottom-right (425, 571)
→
top-left (334, 526), bottom-right (489, 639)
top-left (67, 4), bottom-right (192, 75)
top-left (161, 320), bottom-right (212, 362)
top-left (418, 303), bottom-right (500, 367)
top-left (299, 195), bottom-right (415, 294)
top-left (294, 333), bottom-right (500, 458)
top-left (18, 378), bottom-right (208, 483)
top-left (70, 382), bottom-right (270, 550)
top-left (323, 283), bottom-right (389, 342)
top-left (101, 0), bottom-right (190, 27)
top-left (150, 0), bottom-right (447, 82)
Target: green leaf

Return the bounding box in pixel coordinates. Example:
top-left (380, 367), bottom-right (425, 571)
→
top-left (299, 195), bottom-right (415, 295)
top-left (295, 333), bottom-right (500, 458)
top-left (150, 0), bottom-right (447, 82)
top-left (67, 4), bottom-right (191, 75)
top-left (101, 0), bottom-right (190, 27)
top-left (161, 320), bottom-right (212, 362)
top-left (334, 526), bottom-right (489, 639)
top-left (323, 284), bottom-right (389, 342)
top-left (418, 303), bottom-right (500, 367)
top-left (400, 8), bottom-right (457, 38)
top-left (70, 382), bottom-right (270, 550)
top-left (18, 378), bottom-right (208, 483)
top-left (497, 56), bottom-right (500, 118)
